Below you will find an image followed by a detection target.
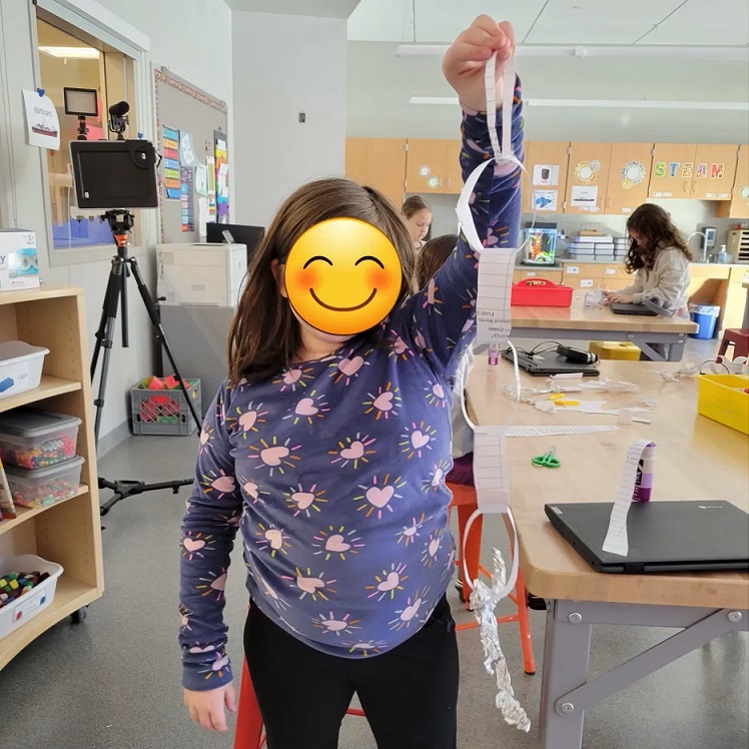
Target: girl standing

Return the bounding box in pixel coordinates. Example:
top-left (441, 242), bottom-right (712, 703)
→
top-left (180, 16), bottom-right (523, 749)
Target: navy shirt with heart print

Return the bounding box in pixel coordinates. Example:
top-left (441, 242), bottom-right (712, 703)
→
top-left (179, 82), bottom-right (524, 690)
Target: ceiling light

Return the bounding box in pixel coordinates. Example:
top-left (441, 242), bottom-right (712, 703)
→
top-left (39, 46), bottom-right (100, 60)
top-left (409, 96), bottom-right (749, 111)
top-left (396, 44), bottom-right (749, 62)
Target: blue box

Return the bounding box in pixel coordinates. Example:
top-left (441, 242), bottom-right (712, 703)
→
top-left (0, 230), bottom-right (40, 291)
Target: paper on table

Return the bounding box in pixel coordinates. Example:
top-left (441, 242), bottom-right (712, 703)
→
top-left (601, 439), bottom-right (654, 557)
top-left (507, 425), bottom-right (619, 437)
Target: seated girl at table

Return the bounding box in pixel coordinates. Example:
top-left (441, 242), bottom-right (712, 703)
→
top-left (606, 203), bottom-right (692, 315)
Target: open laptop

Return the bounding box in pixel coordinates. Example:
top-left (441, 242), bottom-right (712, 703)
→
top-left (610, 301), bottom-right (658, 316)
top-left (545, 500), bottom-right (749, 574)
top-left (501, 348), bottom-right (600, 377)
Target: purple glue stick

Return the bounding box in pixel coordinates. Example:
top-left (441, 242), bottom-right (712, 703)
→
top-left (488, 343), bottom-right (500, 367)
top-left (633, 442), bottom-right (656, 502)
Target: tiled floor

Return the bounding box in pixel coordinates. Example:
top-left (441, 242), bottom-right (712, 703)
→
top-left (1, 337), bottom-right (746, 749)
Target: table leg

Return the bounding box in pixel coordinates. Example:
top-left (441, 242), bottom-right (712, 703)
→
top-left (539, 600), bottom-right (592, 749)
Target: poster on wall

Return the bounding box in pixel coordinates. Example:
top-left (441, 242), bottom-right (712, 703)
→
top-left (570, 185), bottom-right (598, 209)
top-left (163, 126), bottom-right (181, 199)
top-left (180, 167), bottom-right (195, 232)
top-left (532, 164), bottom-right (559, 187)
top-left (533, 189), bottom-right (558, 211)
top-left (206, 155), bottom-right (217, 220)
top-left (22, 89), bottom-right (60, 150)
top-left (214, 130), bottom-right (229, 221)
top-left (180, 130), bottom-right (200, 167)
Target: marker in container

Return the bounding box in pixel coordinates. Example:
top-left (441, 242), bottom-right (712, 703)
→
top-left (488, 342), bottom-right (500, 367)
top-left (633, 442), bottom-right (656, 502)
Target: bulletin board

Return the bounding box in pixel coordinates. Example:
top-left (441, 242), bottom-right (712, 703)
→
top-left (153, 66), bottom-right (230, 243)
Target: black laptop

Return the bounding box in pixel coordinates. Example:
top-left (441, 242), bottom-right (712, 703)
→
top-left (610, 301), bottom-right (657, 316)
top-left (545, 500), bottom-right (749, 574)
top-left (501, 348), bottom-right (600, 377)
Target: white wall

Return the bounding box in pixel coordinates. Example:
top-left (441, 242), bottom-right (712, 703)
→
top-left (231, 11), bottom-right (347, 226)
top-left (0, 0), bottom-right (233, 448)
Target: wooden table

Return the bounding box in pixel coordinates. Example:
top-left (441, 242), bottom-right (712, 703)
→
top-left (511, 299), bottom-right (698, 361)
top-left (468, 357), bottom-right (749, 749)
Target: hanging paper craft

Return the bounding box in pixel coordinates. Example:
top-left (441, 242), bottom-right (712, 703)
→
top-left (621, 161), bottom-right (645, 189)
top-left (22, 89), bottom-right (60, 150)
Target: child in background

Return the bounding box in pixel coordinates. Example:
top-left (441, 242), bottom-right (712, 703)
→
top-left (607, 203), bottom-right (692, 312)
top-left (402, 195), bottom-right (433, 251)
top-left (180, 16), bottom-right (522, 749)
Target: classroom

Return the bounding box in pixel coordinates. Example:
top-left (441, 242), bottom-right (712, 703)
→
top-left (0, 2), bottom-right (747, 749)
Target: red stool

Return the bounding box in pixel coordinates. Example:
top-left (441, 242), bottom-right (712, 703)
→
top-left (718, 328), bottom-right (749, 361)
top-left (234, 484), bottom-right (536, 748)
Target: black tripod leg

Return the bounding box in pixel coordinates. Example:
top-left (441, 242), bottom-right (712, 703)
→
top-left (91, 258), bottom-right (124, 446)
top-left (127, 257), bottom-right (202, 430)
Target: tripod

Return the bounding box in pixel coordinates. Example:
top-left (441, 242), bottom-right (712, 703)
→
top-left (91, 210), bottom-right (201, 516)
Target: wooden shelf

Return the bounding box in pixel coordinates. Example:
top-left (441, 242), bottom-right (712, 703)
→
top-left (0, 376), bottom-right (81, 415)
top-left (0, 485), bottom-right (89, 539)
top-left (0, 575), bottom-right (98, 670)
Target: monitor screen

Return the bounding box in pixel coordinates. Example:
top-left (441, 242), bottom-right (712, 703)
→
top-left (207, 223), bottom-right (265, 262)
top-left (69, 139), bottom-right (159, 209)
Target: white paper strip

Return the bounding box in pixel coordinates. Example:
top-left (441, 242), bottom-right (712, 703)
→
top-left (601, 439), bottom-right (654, 557)
top-left (473, 425), bottom-right (509, 512)
top-left (506, 425), bottom-right (619, 437)
top-left (476, 248), bottom-right (519, 344)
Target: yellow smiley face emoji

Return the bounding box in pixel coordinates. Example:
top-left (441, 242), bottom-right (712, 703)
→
top-left (283, 218), bottom-right (403, 336)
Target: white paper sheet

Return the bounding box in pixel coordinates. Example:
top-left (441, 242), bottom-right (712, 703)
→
top-left (532, 164), bottom-right (559, 186)
top-left (532, 189), bottom-right (558, 211)
top-left (22, 89), bottom-right (60, 150)
top-left (506, 425), bottom-right (619, 437)
top-left (473, 425), bottom-right (510, 513)
top-left (601, 439), bottom-right (654, 557)
top-left (476, 249), bottom-right (519, 344)
top-left (570, 184), bottom-right (599, 209)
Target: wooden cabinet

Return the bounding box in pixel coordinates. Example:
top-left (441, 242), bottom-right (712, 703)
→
top-left (605, 143), bottom-right (653, 215)
top-left (723, 266), bottom-right (749, 332)
top-left (648, 144), bottom-right (697, 199)
top-left (561, 261), bottom-right (632, 291)
top-left (345, 138), bottom-right (407, 208)
top-left (690, 144), bottom-right (738, 201)
top-left (523, 141), bottom-right (570, 214)
top-left (405, 139), bottom-right (449, 194)
top-left (443, 140), bottom-right (463, 195)
top-left (0, 287), bottom-right (104, 671)
top-left (565, 143), bottom-right (612, 215)
top-left (512, 268), bottom-right (564, 284)
top-left (718, 144), bottom-right (749, 219)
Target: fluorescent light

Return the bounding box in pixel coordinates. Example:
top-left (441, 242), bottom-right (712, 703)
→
top-left (396, 44), bottom-right (749, 62)
top-left (39, 46), bottom-right (100, 60)
top-left (409, 96), bottom-right (749, 111)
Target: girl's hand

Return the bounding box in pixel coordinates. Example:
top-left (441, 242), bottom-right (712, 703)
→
top-left (608, 293), bottom-right (634, 304)
top-left (184, 683), bottom-right (237, 732)
top-left (442, 16), bottom-right (515, 112)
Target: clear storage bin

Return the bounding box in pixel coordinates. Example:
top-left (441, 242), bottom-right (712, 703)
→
top-left (4, 455), bottom-right (84, 508)
top-left (0, 341), bottom-right (49, 398)
top-left (0, 409), bottom-right (81, 469)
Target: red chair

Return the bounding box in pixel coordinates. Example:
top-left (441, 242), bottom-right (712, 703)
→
top-left (717, 328), bottom-right (749, 361)
top-left (233, 483), bottom-right (536, 748)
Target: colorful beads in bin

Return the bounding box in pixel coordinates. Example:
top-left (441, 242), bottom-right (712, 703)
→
top-left (10, 477), bottom-right (78, 508)
top-left (0, 433), bottom-right (77, 470)
top-left (0, 570), bottom-right (50, 610)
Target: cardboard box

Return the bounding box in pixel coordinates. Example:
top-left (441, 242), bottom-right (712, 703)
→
top-left (0, 230), bottom-right (40, 291)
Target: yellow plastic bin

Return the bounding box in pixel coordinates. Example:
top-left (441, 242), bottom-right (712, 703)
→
top-left (589, 341), bottom-right (641, 361)
top-left (696, 374), bottom-right (749, 435)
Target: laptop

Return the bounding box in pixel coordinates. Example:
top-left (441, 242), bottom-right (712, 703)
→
top-left (610, 301), bottom-right (657, 316)
top-left (545, 500), bottom-right (749, 574)
top-left (501, 348), bottom-right (600, 377)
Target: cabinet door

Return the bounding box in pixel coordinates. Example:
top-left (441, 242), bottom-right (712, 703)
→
top-left (564, 143), bottom-right (612, 215)
top-left (691, 144), bottom-right (739, 200)
top-left (345, 138), bottom-right (368, 185)
top-left (444, 140), bottom-right (463, 194)
top-left (366, 139), bottom-right (407, 207)
top-left (606, 143), bottom-right (653, 215)
top-left (718, 144), bottom-right (749, 218)
top-left (513, 268), bottom-right (564, 283)
top-left (406, 139), bottom-right (448, 194)
top-left (524, 141), bottom-right (570, 214)
top-left (648, 144), bottom-right (697, 199)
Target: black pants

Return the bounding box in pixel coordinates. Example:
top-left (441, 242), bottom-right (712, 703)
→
top-left (244, 596), bottom-right (459, 749)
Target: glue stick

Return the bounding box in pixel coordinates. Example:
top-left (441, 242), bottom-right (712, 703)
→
top-left (488, 342), bottom-right (500, 367)
top-left (633, 443), bottom-right (656, 502)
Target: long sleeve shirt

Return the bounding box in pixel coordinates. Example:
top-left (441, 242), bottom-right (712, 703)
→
top-left (179, 83), bottom-right (524, 691)
top-left (619, 246), bottom-right (691, 310)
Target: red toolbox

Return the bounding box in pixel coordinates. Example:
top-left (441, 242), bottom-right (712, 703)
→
top-left (511, 278), bottom-right (573, 307)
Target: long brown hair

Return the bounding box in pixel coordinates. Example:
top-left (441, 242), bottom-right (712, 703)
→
top-left (228, 178), bottom-right (416, 385)
top-left (625, 204), bottom-right (692, 273)
top-left (402, 195), bottom-right (431, 219)
top-left (416, 234), bottom-right (458, 288)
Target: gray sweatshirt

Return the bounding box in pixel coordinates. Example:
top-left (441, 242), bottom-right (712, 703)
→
top-left (619, 246), bottom-right (691, 311)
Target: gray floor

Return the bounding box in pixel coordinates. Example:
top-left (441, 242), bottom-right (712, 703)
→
top-left (1, 337), bottom-right (746, 749)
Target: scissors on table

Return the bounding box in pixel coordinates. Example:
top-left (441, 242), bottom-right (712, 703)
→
top-left (531, 446), bottom-right (561, 469)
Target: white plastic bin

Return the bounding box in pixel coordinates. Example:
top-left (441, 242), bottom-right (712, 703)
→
top-left (0, 409), bottom-right (81, 469)
top-left (0, 341), bottom-right (49, 398)
top-left (4, 455), bottom-right (84, 508)
top-left (0, 554), bottom-right (63, 640)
